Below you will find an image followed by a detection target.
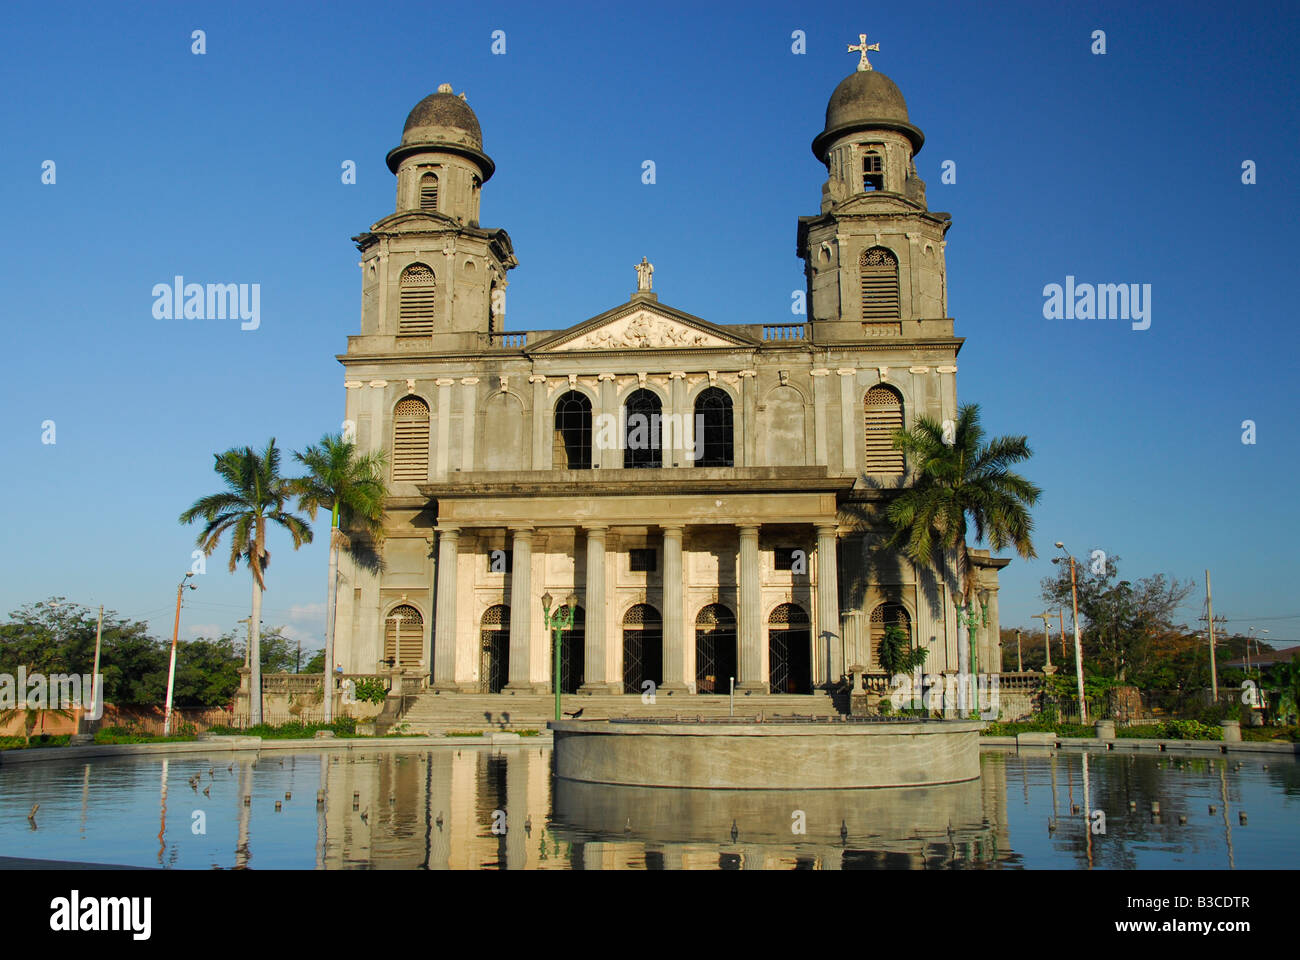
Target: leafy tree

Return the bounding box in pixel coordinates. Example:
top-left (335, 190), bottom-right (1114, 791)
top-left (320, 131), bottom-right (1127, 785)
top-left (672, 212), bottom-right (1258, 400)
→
top-left (291, 432), bottom-right (387, 721)
top-left (877, 623), bottom-right (928, 676)
top-left (179, 439), bottom-right (312, 724)
top-left (1040, 553), bottom-right (1191, 683)
top-left (882, 404), bottom-right (1041, 715)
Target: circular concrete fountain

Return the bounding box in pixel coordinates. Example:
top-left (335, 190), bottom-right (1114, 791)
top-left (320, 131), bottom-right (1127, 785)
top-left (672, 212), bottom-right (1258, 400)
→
top-left (549, 717), bottom-right (982, 789)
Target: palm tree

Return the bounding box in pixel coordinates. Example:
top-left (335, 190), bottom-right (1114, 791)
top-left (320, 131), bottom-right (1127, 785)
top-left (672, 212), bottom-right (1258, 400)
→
top-left (179, 439), bottom-right (311, 725)
top-left (291, 433), bottom-right (387, 722)
top-left (884, 404), bottom-right (1041, 716)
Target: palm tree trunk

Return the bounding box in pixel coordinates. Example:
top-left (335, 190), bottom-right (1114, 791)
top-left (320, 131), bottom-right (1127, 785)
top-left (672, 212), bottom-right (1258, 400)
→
top-left (322, 525), bottom-right (340, 723)
top-left (250, 575), bottom-right (263, 726)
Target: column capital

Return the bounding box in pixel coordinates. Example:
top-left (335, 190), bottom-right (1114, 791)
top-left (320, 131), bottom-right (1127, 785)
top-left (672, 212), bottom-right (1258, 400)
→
top-left (738, 524), bottom-right (760, 537)
top-left (583, 524), bottom-right (609, 535)
top-left (434, 378), bottom-right (456, 387)
top-left (815, 523), bottom-right (840, 537)
top-left (660, 523), bottom-right (684, 535)
top-left (436, 524), bottom-right (461, 536)
top-left (509, 525), bottom-right (535, 537)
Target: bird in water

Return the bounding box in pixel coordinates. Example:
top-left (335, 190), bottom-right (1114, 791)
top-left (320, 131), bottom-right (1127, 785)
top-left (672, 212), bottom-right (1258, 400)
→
top-left (208, 768), bottom-right (214, 779)
top-left (730, 820), bottom-right (738, 843)
top-left (525, 815), bottom-right (532, 835)
top-left (360, 807), bottom-right (369, 824)
top-left (435, 811), bottom-right (444, 829)
top-left (28, 803), bottom-right (39, 826)
top-left (840, 820), bottom-right (848, 844)
top-left (625, 818), bottom-right (632, 833)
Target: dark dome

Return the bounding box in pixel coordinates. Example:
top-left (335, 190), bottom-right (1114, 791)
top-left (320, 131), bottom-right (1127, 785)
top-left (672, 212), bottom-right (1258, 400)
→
top-left (386, 86), bottom-right (495, 179)
top-left (812, 70), bottom-right (924, 160)
top-left (401, 90), bottom-right (483, 150)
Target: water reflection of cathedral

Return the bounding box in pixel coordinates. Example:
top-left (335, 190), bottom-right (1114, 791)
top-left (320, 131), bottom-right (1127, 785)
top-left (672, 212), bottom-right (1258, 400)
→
top-left (303, 747), bottom-right (1012, 870)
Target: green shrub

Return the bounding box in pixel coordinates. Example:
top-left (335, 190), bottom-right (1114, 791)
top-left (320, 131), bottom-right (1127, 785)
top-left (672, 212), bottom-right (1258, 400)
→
top-left (353, 677), bottom-right (388, 704)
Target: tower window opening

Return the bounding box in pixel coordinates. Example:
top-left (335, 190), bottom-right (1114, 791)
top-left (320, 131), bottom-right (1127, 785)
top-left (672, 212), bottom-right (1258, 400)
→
top-left (419, 173), bottom-right (439, 212)
top-left (859, 247), bottom-right (900, 321)
top-left (399, 263), bottom-right (437, 336)
top-left (862, 150), bottom-right (884, 191)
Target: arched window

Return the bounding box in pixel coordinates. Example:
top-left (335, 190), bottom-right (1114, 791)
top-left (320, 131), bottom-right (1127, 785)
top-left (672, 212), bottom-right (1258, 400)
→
top-left (862, 149), bottom-right (884, 191)
top-left (863, 385), bottom-right (904, 475)
top-left (479, 605), bottom-right (510, 693)
top-left (622, 603), bottom-right (663, 693)
top-left (399, 263), bottom-right (436, 337)
top-left (623, 388), bottom-right (662, 469)
top-left (870, 603), bottom-right (912, 669)
top-left (383, 604), bottom-right (423, 669)
top-left (693, 387), bottom-right (733, 467)
top-left (859, 247), bottom-right (900, 321)
top-left (419, 173), bottom-right (439, 212)
top-left (768, 603), bottom-right (811, 694)
top-left (392, 396), bottom-right (430, 481)
top-left (553, 391), bottom-right (592, 469)
top-left (694, 604), bottom-right (737, 693)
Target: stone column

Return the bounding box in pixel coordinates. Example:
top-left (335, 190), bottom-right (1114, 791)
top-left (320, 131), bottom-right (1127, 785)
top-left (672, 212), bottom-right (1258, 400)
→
top-left (579, 526), bottom-right (616, 693)
top-left (736, 525), bottom-right (766, 693)
top-left (660, 525), bottom-right (688, 693)
top-left (817, 524), bottom-right (842, 686)
top-left (505, 528), bottom-right (535, 692)
top-left (431, 526), bottom-right (459, 691)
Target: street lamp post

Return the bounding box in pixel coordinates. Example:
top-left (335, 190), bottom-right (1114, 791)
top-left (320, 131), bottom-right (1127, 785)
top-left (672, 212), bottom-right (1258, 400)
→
top-left (1052, 543), bottom-right (1087, 723)
top-left (163, 573), bottom-right (197, 735)
top-left (542, 592), bottom-right (578, 723)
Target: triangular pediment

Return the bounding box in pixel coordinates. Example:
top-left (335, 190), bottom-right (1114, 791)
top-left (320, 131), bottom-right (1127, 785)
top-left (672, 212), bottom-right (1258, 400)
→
top-left (535, 300), bottom-right (756, 352)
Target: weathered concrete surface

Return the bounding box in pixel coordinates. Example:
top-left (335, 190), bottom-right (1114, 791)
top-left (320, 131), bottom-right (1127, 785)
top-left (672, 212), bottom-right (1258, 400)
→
top-left (552, 775), bottom-right (984, 845)
top-left (550, 719), bottom-right (981, 789)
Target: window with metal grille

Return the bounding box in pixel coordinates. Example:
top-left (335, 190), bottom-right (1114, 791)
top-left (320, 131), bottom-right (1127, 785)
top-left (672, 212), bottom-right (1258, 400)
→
top-left (862, 150), bottom-right (884, 191)
top-left (768, 602), bottom-right (811, 694)
top-left (870, 602), bottom-right (912, 665)
top-left (419, 173), bottom-right (439, 212)
top-left (622, 603), bottom-right (663, 692)
top-left (623, 388), bottom-right (662, 468)
top-left (863, 385), bottom-right (904, 475)
top-left (859, 247), bottom-right (900, 321)
top-left (694, 604), bottom-right (737, 693)
top-left (629, 548), bottom-right (656, 572)
top-left (383, 604), bottom-right (423, 668)
top-left (693, 387), bottom-right (734, 467)
top-left (553, 391), bottom-right (592, 469)
top-left (399, 263), bottom-right (436, 337)
top-left (479, 605), bottom-right (510, 693)
top-left (392, 396), bottom-right (430, 482)
top-left (773, 547), bottom-right (803, 572)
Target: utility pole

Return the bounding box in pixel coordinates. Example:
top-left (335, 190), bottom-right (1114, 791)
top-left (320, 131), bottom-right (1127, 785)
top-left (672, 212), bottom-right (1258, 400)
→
top-left (1035, 611), bottom-right (1055, 673)
top-left (163, 573), bottom-right (196, 735)
top-left (1205, 570), bottom-right (1218, 701)
top-left (85, 605), bottom-right (104, 733)
top-left (1015, 629), bottom-right (1023, 673)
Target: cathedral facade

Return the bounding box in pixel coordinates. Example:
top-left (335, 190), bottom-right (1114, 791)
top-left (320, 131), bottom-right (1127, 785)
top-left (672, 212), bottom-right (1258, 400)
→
top-left (332, 64), bottom-right (1006, 697)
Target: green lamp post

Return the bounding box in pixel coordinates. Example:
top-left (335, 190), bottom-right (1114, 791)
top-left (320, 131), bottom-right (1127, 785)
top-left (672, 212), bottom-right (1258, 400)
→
top-left (542, 591), bottom-right (578, 722)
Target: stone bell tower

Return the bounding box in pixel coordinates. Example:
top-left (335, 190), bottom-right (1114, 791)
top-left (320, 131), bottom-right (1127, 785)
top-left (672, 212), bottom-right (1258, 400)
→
top-left (798, 39), bottom-right (952, 343)
top-left (352, 84), bottom-right (518, 351)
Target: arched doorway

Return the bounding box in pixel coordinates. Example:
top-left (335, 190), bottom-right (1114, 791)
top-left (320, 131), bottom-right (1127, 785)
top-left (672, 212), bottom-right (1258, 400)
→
top-left (622, 603), bottom-right (663, 694)
top-left (479, 605), bottom-right (510, 693)
top-left (694, 604), bottom-right (737, 693)
top-left (768, 603), bottom-right (811, 694)
top-left (553, 605), bottom-right (585, 695)
top-left (383, 604), bottom-right (424, 671)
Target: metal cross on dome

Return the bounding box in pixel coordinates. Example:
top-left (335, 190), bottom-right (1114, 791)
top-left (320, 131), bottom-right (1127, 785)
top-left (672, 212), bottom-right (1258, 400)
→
top-left (848, 33), bottom-right (880, 72)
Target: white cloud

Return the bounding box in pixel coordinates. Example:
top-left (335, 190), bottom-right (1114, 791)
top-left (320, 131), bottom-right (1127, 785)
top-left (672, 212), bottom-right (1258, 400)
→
top-left (186, 623), bottom-right (222, 639)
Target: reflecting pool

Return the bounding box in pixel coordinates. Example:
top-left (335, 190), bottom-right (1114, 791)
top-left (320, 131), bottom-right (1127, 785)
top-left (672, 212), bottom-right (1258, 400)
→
top-left (0, 748), bottom-right (1295, 869)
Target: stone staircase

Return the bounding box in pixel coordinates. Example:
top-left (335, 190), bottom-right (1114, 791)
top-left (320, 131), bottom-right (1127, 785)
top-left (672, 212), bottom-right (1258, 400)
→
top-left (389, 690), bottom-right (846, 734)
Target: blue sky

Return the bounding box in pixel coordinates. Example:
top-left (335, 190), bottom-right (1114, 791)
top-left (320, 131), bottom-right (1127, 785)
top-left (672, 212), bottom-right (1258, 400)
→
top-left (2, 0), bottom-right (1297, 652)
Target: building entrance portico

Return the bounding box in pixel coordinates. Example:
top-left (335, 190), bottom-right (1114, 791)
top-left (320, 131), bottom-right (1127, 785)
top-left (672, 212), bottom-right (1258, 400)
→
top-left (423, 486), bottom-right (844, 697)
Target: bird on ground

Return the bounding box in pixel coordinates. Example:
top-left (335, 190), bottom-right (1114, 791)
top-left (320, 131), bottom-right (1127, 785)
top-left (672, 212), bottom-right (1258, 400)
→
top-left (730, 820), bottom-right (738, 843)
top-left (564, 708), bottom-right (584, 719)
top-left (625, 818), bottom-right (632, 833)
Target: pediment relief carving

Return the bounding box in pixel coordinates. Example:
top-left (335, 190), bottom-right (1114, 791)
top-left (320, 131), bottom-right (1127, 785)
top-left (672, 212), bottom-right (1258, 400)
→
top-left (551, 309), bottom-right (736, 350)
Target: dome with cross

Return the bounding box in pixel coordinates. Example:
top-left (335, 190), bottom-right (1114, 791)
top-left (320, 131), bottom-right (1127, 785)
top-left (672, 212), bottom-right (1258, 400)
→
top-left (813, 69), bottom-right (925, 161)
